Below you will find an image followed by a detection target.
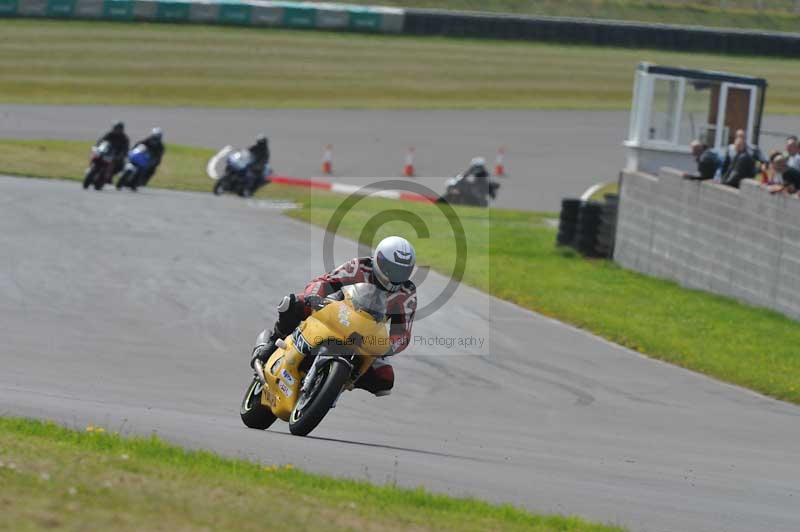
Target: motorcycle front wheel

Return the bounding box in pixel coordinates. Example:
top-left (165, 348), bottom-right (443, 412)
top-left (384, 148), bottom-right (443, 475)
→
top-left (83, 167), bottom-right (96, 189)
top-left (289, 359), bottom-right (350, 437)
top-left (116, 170), bottom-right (130, 190)
top-left (240, 376), bottom-right (277, 430)
top-left (213, 178), bottom-right (227, 196)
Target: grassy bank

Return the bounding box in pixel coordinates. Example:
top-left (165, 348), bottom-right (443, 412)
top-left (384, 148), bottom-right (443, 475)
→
top-left (0, 417), bottom-right (620, 532)
top-left (2, 139), bottom-right (799, 405)
top-left (323, 0), bottom-right (800, 33)
top-left (3, 19), bottom-right (800, 112)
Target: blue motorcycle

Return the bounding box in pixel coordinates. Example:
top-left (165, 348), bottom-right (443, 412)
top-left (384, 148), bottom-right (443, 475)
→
top-left (116, 144), bottom-right (154, 191)
top-left (212, 149), bottom-right (271, 197)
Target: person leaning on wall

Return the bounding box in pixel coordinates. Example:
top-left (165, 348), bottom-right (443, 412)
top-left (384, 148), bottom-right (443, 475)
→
top-left (765, 153), bottom-right (800, 196)
top-left (683, 140), bottom-right (720, 182)
top-left (720, 133), bottom-right (756, 189)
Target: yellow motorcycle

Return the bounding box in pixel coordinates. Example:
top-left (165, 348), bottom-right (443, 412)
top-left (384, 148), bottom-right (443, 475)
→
top-left (240, 283), bottom-right (391, 437)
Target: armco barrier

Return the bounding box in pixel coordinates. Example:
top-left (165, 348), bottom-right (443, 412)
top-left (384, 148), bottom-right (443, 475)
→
top-left (614, 168), bottom-right (800, 322)
top-left (0, 0), bottom-right (405, 33)
top-left (5, 0), bottom-right (800, 56)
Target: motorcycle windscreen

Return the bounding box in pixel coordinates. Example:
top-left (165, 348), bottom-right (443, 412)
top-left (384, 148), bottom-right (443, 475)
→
top-left (228, 150), bottom-right (253, 171)
top-left (342, 283), bottom-right (389, 322)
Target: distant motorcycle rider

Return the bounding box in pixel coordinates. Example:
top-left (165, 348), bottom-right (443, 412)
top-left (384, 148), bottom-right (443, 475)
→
top-left (96, 121), bottom-right (129, 178)
top-left (462, 157), bottom-right (496, 200)
top-left (250, 236), bottom-right (417, 396)
top-left (133, 128), bottom-right (165, 186)
top-left (243, 134), bottom-right (270, 195)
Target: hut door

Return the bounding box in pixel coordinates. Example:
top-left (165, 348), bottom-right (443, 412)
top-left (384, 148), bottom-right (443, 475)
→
top-left (715, 83), bottom-right (757, 147)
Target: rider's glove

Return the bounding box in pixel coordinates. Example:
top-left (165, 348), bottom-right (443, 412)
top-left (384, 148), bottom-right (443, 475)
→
top-left (304, 294), bottom-right (324, 309)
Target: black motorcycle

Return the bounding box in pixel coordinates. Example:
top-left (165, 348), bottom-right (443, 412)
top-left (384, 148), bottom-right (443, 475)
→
top-left (82, 141), bottom-right (114, 191)
top-left (440, 173), bottom-right (500, 207)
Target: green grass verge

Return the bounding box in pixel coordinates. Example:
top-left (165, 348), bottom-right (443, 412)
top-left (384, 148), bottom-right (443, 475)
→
top-left (0, 417), bottom-right (621, 532)
top-left (2, 139), bottom-right (799, 405)
top-left (321, 0), bottom-right (800, 33)
top-left (4, 19), bottom-right (800, 112)
top-left (0, 139), bottom-right (216, 192)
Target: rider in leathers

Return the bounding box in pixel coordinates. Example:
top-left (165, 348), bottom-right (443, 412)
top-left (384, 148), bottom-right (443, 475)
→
top-left (244, 134), bottom-right (270, 195)
top-left (250, 237), bottom-right (417, 396)
top-left (96, 121), bottom-right (129, 179)
top-left (133, 128), bottom-right (165, 186)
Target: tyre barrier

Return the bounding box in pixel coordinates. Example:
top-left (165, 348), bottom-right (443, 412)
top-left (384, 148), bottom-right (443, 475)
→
top-left (3, 0), bottom-right (800, 57)
top-left (403, 9), bottom-right (800, 57)
top-left (556, 197), bottom-right (581, 247)
top-left (557, 195), bottom-right (618, 258)
top-left (574, 201), bottom-right (604, 257)
top-left (595, 194), bottom-right (619, 258)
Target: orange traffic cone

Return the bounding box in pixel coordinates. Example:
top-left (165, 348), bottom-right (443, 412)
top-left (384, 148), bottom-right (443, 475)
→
top-left (403, 147), bottom-right (415, 177)
top-left (322, 144), bottom-right (333, 175)
top-left (494, 147), bottom-right (506, 177)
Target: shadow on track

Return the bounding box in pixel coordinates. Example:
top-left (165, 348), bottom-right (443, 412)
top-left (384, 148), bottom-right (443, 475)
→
top-left (269, 431), bottom-right (499, 464)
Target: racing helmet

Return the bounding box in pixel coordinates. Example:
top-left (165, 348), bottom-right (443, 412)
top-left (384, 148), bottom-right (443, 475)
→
top-left (256, 134), bottom-right (268, 145)
top-left (372, 236), bottom-right (415, 292)
top-left (112, 121), bottom-right (124, 133)
top-left (150, 127), bottom-right (163, 141)
top-left (470, 156), bottom-right (486, 168)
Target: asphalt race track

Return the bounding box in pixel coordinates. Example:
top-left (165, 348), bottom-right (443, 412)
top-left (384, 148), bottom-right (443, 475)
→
top-left (3, 104), bottom-right (797, 212)
top-left (2, 176), bottom-right (799, 531)
top-left (0, 104), bottom-right (630, 212)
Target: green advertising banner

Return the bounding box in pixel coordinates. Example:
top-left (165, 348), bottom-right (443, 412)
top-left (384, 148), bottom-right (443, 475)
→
top-left (0, 0), bottom-right (18, 15)
top-left (155, 0), bottom-right (190, 21)
top-left (1, 0), bottom-right (405, 36)
top-left (219, 2), bottom-right (249, 24)
top-left (47, 0), bottom-right (75, 16)
top-left (349, 9), bottom-right (380, 31)
top-left (104, 0), bottom-right (133, 19)
top-left (282, 4), bottom-right (314, 28)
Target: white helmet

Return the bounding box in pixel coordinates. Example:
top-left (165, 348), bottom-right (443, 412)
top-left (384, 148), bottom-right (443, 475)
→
top-left (372, 236), bottom-right (415, 292)
top-left (470, 157), bottom-right (486, 167)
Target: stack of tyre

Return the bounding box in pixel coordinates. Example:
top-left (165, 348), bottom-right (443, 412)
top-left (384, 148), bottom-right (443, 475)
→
top-left (574, 201), bottom-right (604, 257)
top-left (595, 194), bottom-right (619, 258)
top-left (556, 198), bottom-right (582, 247)
top-left (556, 196), bottom-right (618, 258)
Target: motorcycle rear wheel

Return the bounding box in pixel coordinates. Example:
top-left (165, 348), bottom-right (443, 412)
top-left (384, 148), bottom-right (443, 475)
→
top-left (289, 359), bottom-right (349, 437)
top-left (240, 376), bottom-right (277, 430)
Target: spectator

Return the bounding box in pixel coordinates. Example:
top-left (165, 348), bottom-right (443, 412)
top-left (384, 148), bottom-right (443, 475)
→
top-left (721, 134), bottom-right (755, 188)
top-left (785, 135), bottom-right (800, 170)
top-left (683, 140), bottom-right (720, 181)
top-left (766, 154), bottom-right (800, 194)
top-left (722, 129), bottom-right (765, 175)
top-left (762, 151), bottom-right (782, 184)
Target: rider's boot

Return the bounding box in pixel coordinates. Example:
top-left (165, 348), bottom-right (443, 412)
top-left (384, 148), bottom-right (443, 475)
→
top-left (250, 328), bottom-right (280, 370)
top-left (353, 360), bottom-right (394, 397)
top-left (250, 294), bottom-right (307, 370)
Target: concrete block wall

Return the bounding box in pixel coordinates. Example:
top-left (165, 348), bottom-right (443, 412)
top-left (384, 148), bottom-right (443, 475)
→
top-left (614, 168), bottom-right (800, 321)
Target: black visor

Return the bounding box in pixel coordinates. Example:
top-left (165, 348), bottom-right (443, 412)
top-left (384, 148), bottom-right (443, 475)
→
top-left (376, 251), bottom-right (413, 285)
